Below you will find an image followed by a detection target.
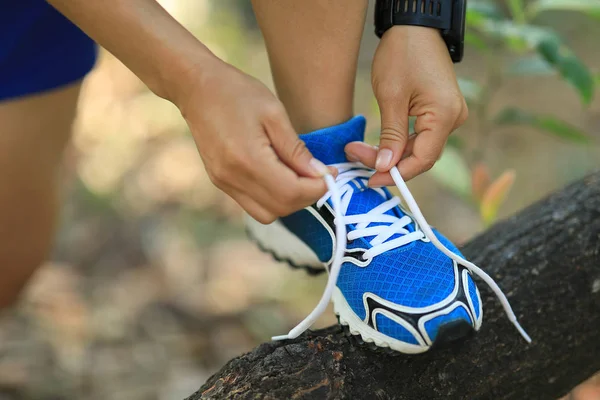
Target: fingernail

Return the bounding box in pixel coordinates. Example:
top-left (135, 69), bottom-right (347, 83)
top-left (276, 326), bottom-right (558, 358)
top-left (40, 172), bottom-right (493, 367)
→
top-left (345, 151), bottom-right (359, 162)
top-left (375, 148), bottom-right (393, 171)
top-left (309, 158), bottom-right (330, 177)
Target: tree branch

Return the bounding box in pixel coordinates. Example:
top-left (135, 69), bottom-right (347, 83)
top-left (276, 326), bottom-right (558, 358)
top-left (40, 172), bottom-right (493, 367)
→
top-left (188, 173), bottom-right (600, 400)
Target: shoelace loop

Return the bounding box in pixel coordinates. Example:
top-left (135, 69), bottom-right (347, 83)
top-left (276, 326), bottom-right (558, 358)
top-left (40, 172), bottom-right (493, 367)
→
top-left (272, 164), bottom-right (532, 345)
top-left (317, 163), bottom-right (425, 259)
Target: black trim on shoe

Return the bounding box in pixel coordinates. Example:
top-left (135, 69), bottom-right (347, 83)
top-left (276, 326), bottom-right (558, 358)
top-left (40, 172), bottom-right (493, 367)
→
top-left (363, 265), bottom-right (474, 346)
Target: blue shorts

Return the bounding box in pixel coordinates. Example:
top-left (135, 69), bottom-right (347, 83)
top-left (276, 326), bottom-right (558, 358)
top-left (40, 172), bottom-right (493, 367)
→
top-left (0, 0), bottom-right (97, 102)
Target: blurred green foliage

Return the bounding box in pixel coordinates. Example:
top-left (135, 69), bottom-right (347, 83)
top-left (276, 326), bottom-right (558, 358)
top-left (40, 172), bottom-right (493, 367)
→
top-left (432, 0), bottom-right (598, 225)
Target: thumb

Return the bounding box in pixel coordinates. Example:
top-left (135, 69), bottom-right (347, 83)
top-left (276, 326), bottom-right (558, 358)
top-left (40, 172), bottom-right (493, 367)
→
top-left (376, 97), bottom-right (410, 172)
top-left (263, 106), bottom-right (333, 178)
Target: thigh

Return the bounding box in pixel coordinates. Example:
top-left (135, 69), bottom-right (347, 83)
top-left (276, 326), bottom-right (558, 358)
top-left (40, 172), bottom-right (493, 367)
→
top-left (0, 0), bottom-right (93, 170)
top-left (0, 82), bottom-right (81, 167)
top-left (0, 83), bottom-right (82, 307)
top-left (0, 0), bottom-right (97, 306)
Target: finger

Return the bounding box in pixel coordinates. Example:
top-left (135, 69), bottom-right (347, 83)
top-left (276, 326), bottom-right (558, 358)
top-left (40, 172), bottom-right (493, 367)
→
top-left (230, 189), bottom-right (278, 224)
top-left (376, 108), bottom-right (456, 184)
top-left (397, 129), bottom-right (447, 182)
top-left (344, 142), bottom-right (378, 167)
top-left (247, 152), bottom-right (329, 216)
top-left (375, 95), bottom-right (410, 172)
top-left (259, 174), bottom-right (329, 216)
top-left (402, 134), bottom-right (417, 159)
top-left (262, 104), bottom-right (329, 178)
top-left (345, 135), bottom-right (416, 168)
top-left (366, 132), bottom-right (435, 187)
top-left (367, 170), bottom-right (395, 187)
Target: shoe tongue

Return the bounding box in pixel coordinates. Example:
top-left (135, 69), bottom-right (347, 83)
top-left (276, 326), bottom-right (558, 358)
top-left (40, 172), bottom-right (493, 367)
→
top-left (299, 116), bottom-right (366, 165)
top-left (345, 188), bottom-right (389, 216)
top-left (301, 116), bottom-right (414, 241)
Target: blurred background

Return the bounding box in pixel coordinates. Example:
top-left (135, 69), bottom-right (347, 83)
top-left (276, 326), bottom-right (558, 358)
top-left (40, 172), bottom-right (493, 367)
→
top-left (0, 1), bottom-right (599, 399)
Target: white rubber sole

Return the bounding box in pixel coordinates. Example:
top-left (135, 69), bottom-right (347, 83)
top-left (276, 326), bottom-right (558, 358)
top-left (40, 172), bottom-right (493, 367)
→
top-left (247, 215), bottom-right (431, 353)
top-left (245, 216), bottom-right (325, 271)
top-left (332, 287), bottom-right (430, 354)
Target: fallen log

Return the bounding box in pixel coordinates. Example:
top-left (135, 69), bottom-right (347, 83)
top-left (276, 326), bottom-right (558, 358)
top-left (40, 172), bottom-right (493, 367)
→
top-left (187, 172), bottom-right (600, 400)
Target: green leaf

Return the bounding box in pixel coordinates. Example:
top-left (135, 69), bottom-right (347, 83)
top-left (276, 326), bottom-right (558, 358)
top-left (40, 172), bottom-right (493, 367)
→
top-left (467, 1), bottom-right (504, 20)
top-left (457, 78), bottom-right (482, 103)
top-left (465, 32), bottom-right (488, 51)
top-left (537, 39), bottom-right (595, 104)
top-left (495, 108), bottom-right (590, 143)
top-left (504, 36), bottom-right (530, 53)
top-left (446, 136), bottom-right (465, 151)
top-left (507, 55), bottom-right (555, 76)
top-left (480, 170), bottom-right (516, 226)
top-left (472, 20), bottom-right (557, 50)
top-left (507, 0), bottom-right (527, 23)
top-left (429, 147), bottom-right (471, 198)
top-left (528, 0), bottom-right (600, 17)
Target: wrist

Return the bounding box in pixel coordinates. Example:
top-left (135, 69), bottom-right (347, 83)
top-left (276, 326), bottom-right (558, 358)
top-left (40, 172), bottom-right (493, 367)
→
top-left (380, 25), bottom-right (449, 59)
top-left (384, 25), bottom-right (444, 43)
top-left (375, 0), bottom-right (466, 62)
top-left (150, 44), bottom-right (222, 107)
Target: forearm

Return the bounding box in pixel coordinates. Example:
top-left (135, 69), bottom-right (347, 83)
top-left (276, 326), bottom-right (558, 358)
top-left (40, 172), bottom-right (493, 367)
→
top-left (47, 0), bottom-right (220, 105)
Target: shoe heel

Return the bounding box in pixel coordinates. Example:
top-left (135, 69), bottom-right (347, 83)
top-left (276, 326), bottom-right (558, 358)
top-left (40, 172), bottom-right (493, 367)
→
top-left (245, 215), bottom-right (326, 274)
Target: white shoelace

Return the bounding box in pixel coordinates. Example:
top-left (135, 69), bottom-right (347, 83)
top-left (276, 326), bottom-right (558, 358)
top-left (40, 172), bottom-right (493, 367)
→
top-left (272, 163), bottom-right (531, 344)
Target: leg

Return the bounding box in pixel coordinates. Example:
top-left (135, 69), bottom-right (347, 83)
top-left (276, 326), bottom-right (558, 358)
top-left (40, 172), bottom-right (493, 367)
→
top-left (0, 83), bottom-right (81, 308)
top-left (251, 0), bottom-right (368, 133)
top-left (0, 0), bottom-right (96, 308)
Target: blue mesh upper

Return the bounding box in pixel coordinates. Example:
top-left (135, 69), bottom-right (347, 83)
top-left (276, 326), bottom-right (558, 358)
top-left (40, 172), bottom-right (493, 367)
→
top-left (285, 116), bottom-right (479, 345)
top-left (375, 313), bottom-right (420, 345)
top-left (280, 209), bottom-right (332, 262)
top-left (299, 116), bottom-right (365, 165)
top-left (337, 240), bottom-right (456, 320)
top-left (423, 306), bottom-right (472, 343)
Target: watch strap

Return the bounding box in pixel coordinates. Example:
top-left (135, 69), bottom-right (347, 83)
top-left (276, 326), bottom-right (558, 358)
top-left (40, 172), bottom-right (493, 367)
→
top-left (375, 0), bottom-right (453, 37)
top-left (374, 0), bottom-right (466, 63)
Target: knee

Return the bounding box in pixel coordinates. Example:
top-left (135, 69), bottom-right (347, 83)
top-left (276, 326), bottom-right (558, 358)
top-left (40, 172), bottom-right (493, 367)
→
top-left (0, 289), bottom-right (21, 310)
top-left (0, 241), bottom-right (50, 310)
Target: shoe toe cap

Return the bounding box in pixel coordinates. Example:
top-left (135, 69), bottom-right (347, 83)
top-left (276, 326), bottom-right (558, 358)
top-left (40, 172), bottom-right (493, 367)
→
top-left (422, 305), bottom-right (474, 345)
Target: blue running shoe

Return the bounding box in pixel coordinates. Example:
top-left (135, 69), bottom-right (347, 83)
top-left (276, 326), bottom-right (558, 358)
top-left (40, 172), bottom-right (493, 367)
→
top-left (247, 116), bottom-right (530, 353)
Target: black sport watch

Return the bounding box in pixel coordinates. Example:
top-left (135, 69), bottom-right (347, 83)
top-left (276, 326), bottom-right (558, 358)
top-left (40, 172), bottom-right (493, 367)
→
top-left (374, 0), bottom-right (467, 63)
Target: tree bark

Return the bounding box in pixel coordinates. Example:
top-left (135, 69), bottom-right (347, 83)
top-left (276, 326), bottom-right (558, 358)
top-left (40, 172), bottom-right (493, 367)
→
top-left (187, 173), bottom-right (600, 400)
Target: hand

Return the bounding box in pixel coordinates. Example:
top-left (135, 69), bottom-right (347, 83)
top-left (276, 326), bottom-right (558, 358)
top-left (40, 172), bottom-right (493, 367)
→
top-left (178, 61), bottom-right (334, 224)
top-left (345, 26), bottom-right (468, 187)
